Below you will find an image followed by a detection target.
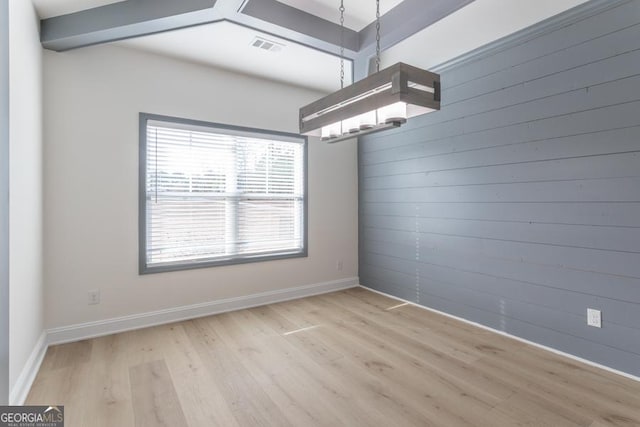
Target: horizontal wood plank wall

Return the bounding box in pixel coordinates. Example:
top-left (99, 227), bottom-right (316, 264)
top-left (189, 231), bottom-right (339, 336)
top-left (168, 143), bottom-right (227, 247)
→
top-left (358, 0), bottom-right (640, 376)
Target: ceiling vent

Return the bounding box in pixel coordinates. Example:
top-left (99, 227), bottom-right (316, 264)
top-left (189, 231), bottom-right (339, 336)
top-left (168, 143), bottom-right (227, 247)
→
top-left (251, 37), bottom-right (284, 52)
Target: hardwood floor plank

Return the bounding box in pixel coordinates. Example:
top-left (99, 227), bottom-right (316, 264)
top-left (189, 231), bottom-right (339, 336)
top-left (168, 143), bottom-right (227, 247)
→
top-left (243, 309), bottom-right (394, 426)
top-left (308, 294), bottom-right (518, 401)
top-left (157, 323), bottom-right (241, 427)
top-left (210, 311), bottom-right (353, 426)
top-left (41, 339), bottom-right (93, 371)
top-left (129, 359), bottom-right (188, 427)
top-left (345, 288), bottom-right (525, 353)
top-left (182, 317), bottom-right (294, 427)
top-left (25, 363), bottom-right (92, 426)
top-left (475, 346), bottom-right (640, 424)
top-left (280, 298), bottom-right (508, 426)
top-left (322, 291), bottom-right (484, 364)
top-left (491, 390), bottom-right (590, 427)
top-left (79, 334), bottom-right (135, 427)
top-left (25, 289), bottom-right (640, 426)
top-left (269, 301), bottom-right (446, 425)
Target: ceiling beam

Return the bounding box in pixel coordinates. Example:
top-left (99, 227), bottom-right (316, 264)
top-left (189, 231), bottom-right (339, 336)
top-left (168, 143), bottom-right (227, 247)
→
top-left (226, 15), bottom-right (356, 59)
top-left (240, 0), bottom-right (359, 53)
top-left (41, 0), bottom-right (221, 51)
top-left (40, 0), bottom-right (474, 67)
top-left (40, 0), bottom-right (359, 57)
top-left (359, 0), bottom-right (474, 56)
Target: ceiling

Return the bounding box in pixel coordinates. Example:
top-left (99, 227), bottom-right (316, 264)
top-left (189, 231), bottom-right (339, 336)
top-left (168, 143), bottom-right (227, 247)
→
top-left (33, 0), bottom-right (592, 93)
top-left (119, 21), bottom-right (353, 92)
top-left (277, 0), bottom-right (404, 31)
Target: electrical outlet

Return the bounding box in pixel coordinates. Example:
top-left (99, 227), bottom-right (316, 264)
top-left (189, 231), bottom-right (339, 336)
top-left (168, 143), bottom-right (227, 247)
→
top-left (336, 260), bottom-right (343, 271)
top-left (88, 290), bottom-right (101, 305)
top-left (587, 308), bottom-right (601, 328)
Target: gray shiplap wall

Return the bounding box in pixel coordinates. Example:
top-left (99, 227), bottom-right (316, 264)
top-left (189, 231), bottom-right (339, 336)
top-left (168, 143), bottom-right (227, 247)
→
top-left (358, 0), bottom-right (640, 376)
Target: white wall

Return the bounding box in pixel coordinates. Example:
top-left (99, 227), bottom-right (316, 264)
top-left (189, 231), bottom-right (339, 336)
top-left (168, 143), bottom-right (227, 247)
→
top-left (0, 0), bottom-right (9, 405)
top-left (8, 0), bottom-right (44, 397)
top-left (43, 45), bottom-right (358, 329)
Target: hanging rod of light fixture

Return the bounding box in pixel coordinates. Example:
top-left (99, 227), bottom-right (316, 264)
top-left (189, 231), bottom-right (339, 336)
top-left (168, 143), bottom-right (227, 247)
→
top-left (299, 0), bottom-right (441, 143)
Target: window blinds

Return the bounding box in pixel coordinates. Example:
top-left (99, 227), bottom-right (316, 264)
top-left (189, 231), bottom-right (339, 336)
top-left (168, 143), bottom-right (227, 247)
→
top-left (144, 119), bottom-right (305, 270)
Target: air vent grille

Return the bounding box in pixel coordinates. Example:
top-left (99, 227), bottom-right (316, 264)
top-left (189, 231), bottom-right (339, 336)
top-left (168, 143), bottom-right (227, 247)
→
top-left (251, 37), bottom-right (284, 52)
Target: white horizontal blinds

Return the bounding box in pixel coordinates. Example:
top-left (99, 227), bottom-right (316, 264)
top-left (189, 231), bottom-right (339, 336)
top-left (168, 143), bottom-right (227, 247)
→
top-left (146, 120), bottom-right (304, 267)
top-left (236, 141), bottom-right (304, 255)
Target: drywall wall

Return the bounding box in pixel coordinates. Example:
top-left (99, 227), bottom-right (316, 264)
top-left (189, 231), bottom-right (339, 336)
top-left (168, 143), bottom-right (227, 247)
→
top-left (43, 44), bottom-right (358, 329)
top-left (359, 0), bottom-right (640, 376)
top-left (8, 0), bottom-right (44, 396)
top-left (0, 0), bottom-right (9, 405)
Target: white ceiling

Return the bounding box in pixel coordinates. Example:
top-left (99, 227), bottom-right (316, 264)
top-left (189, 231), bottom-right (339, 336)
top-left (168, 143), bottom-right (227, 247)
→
top-left (33, 0), bottom-right (593, 94)
top-left (277, 0), bottom-right (404, 31)
top-left (118, 21), bottom-right (353, 93)
top-left (32, 0), bottom-right (124, 19)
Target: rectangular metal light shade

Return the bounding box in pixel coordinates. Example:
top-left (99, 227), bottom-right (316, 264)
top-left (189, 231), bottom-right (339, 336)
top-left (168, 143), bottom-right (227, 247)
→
top-left (299, 62), bottom-right (440, 142)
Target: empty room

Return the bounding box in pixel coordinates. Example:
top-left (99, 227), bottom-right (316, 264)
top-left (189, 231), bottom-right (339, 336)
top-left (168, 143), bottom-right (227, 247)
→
top-left (2, 0), bottom-right (640, 425)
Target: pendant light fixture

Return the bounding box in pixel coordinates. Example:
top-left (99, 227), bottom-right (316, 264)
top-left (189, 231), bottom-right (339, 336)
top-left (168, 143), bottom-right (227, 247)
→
top-left (299, 0), bottom-right (441, 143)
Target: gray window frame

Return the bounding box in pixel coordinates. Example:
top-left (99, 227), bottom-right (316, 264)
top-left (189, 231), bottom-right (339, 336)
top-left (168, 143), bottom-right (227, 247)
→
top-left (139, 113), bottom-right (308, 275)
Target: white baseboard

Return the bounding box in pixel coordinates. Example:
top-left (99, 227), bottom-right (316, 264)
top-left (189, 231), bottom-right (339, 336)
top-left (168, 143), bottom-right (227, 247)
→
top-left (9, 331), bottom-right (48, 405)
top-left (360, 285), bottom-right (640, 384)
top-left (47, 277), bottom-right (359, 346)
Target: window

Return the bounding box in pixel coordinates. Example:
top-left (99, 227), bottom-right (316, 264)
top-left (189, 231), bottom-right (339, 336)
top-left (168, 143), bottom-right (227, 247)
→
top-left (139, 113), bottom-right (307, 274)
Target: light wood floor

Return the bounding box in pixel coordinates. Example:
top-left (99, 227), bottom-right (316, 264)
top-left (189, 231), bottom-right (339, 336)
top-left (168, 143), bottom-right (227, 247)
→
top-left (27, 288), bottom-right (640, 426)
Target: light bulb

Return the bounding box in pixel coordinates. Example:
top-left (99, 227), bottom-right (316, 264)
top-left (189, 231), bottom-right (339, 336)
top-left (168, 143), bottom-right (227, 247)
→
top-left (377, 102), bottom-right (407, 124)
top-left (359, 111), bottom-right (376, 129)
top-left (344, 116), bottom-right (360, 134)
top-left (328, 122), bottom-right (341, 138)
